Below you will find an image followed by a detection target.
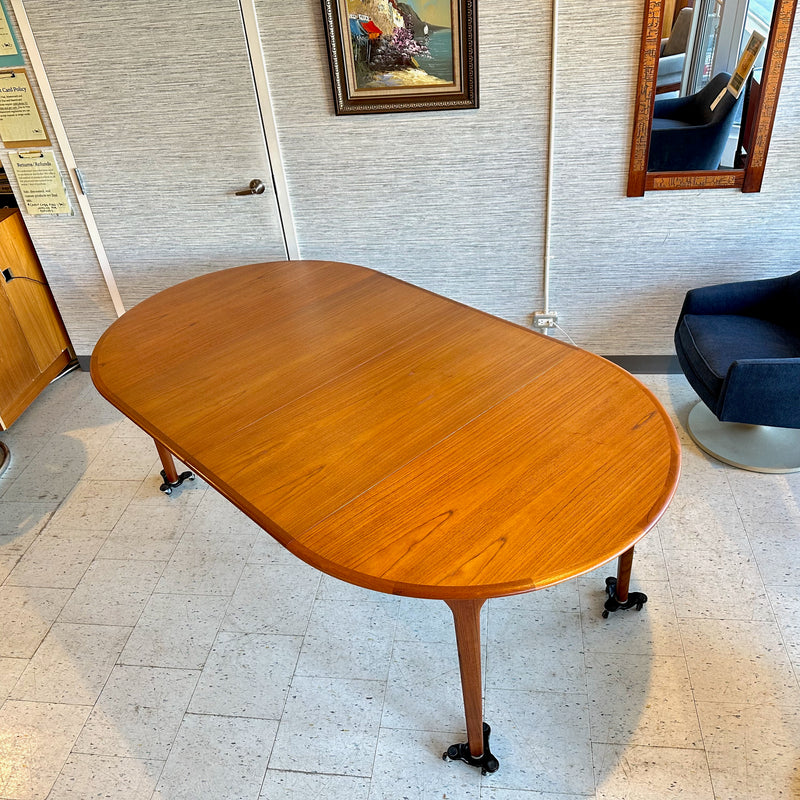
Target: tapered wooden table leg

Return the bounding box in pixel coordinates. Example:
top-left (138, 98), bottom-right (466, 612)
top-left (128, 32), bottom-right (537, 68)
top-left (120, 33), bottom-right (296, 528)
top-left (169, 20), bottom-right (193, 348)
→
top-left (442, 598), bottom-right (498, 774)
top-left (155, 440), bottom-right (178, 483)
top-left (153, 439), bottom-right (194, 494)
top-left (615, 547), bottom-right (634, 603)
top-left (602, 545), bottom-right (648, 617)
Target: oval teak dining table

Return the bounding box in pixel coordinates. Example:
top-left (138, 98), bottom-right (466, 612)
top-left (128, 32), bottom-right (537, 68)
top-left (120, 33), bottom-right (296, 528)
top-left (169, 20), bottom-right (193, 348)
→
top-left (91, 260), bottom-right (681, 774)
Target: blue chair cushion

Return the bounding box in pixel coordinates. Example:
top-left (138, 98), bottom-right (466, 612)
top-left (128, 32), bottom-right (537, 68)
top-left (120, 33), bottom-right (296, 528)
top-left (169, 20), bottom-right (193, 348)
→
top-left (675, 272), bottom-right (800, 428)
top-left (677, 313), bottom-right (800, 419)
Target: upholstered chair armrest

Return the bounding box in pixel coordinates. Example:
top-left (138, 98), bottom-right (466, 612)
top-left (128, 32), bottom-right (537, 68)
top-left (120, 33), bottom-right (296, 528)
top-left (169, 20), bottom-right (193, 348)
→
top-left (649, 117), bottom-right (735, 171)
top-left (718, 358), bottom-right (800, 427)
top-left (650, 120), bottom-right (720, 145)
top-left (652, 94), bottom-right (690, 119)
top-left (679, 274), bottom-right (794, 318)
top-left (657, 53), bottom-right (686, 81)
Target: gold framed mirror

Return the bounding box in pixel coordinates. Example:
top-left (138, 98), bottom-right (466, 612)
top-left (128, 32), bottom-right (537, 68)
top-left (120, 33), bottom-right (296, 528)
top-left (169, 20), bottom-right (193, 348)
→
top-left (627, 0), bottom-right (797, 195)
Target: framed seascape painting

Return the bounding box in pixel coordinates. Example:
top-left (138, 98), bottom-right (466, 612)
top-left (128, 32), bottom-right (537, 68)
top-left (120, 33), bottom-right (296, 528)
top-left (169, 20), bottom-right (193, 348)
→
top-left (321, 0), bottom-right (478, 114)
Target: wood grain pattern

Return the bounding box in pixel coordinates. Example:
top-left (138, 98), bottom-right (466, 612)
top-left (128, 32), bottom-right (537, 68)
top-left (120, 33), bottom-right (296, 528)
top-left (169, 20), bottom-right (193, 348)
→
top-left (0, 210), bottom-right (71, 370)
top-left (295, 350), bottom-right (677, 597)
top-left (742, 0), bottom-right (798, 191)
top-left (447, 598), bottom-right (486, 757)
top-left (646, 170), bottom-right (744, 190)
top-left (627, 0), bottom-right (662, 195)
top-left (0, 209), bottom-right (73, 429)
top-left (0, 279), bottom-right (39, 423)
top-left (91, 260), bottom-right (680, 601)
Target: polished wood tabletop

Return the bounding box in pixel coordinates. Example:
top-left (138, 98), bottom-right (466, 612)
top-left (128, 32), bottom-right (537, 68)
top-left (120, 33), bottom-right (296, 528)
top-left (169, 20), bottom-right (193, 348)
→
top-left (91, 260), bottom-right (681, 772)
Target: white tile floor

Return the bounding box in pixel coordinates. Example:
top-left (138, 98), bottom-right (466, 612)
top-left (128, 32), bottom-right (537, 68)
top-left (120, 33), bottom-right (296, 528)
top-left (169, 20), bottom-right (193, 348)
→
top-left (1, 369), bottom-right (799, 799)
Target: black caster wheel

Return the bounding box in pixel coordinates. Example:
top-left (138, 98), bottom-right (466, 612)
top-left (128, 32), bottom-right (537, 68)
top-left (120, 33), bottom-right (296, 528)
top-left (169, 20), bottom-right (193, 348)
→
top-left (159, 469), bottom-right (195, 494)
top-left (602, 576), bottom-right (647, 617)
top-left (443, 722), bottom-right (499, 775)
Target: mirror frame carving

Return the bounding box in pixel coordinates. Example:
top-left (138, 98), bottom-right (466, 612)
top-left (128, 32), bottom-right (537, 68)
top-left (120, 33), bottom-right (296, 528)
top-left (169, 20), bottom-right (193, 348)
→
top-left (627, 0), bottom-right (797, 196)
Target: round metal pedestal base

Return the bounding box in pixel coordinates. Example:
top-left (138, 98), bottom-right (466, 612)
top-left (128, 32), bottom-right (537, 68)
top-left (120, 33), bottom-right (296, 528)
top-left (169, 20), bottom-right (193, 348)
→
top-left (687, 402), bottom-right (800, 474)
top-left (0, 441), bottom-right (9, 479)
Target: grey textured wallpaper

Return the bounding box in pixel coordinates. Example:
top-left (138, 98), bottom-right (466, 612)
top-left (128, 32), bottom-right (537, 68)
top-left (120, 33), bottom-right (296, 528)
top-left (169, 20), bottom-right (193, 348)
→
top-left (5, 1), bottom-right (800, 355)
top-left (549, 1), bottom-right (800, 353)
top-left (259, 0), bottom-right (800, 354)
top-left (0, 7), bottom-right (117, 354)
top-left (258, 0), bottom-right (548, 325)
top-left (20, 0), bottom-right (288, 328)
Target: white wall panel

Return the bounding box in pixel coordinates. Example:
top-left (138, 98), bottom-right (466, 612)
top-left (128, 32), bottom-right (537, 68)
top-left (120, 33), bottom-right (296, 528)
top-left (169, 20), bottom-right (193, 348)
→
top-left (260, 0), bottom-right (800, 352)
top-left (21, 0), bottom-right (287, 314)
top-left (257, 0), bottom-right (549, 325)
top-left (0, 7), bottom-right (117, 354)
top-left (548, 1), bottom-right (800, 353)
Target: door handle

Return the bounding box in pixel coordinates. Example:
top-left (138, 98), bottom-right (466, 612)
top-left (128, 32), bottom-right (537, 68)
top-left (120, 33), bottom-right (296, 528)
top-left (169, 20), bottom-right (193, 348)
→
top-left (235, 179), bottom-right (266, 196)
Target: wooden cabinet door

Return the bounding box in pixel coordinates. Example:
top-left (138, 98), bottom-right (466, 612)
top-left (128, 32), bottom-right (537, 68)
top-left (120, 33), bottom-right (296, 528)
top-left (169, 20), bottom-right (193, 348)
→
top-left (0, 211), bottom-right (71, 372)
top-left (0, 284), bottom-right (39, 428)
top-left (0, 209), bottom-right (73, 429)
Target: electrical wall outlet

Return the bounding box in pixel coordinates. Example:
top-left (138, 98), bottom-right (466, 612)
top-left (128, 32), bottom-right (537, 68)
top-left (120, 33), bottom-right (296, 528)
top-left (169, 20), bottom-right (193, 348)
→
top-left (532, 311), bottom-right (558, 330)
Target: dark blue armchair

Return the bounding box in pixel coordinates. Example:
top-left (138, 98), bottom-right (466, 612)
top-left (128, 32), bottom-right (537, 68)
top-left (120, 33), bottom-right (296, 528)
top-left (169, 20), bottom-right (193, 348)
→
top-left (649, 72), bottom-right (743, 172)
top-left (674, 272), bottom-right (800, 471)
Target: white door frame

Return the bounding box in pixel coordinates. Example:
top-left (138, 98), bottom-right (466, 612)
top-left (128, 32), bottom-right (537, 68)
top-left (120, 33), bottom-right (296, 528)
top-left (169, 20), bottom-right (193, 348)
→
top-left (11, 0), bottom-right (126, 316)
top-left (239, 0), bottom-right (300, 259)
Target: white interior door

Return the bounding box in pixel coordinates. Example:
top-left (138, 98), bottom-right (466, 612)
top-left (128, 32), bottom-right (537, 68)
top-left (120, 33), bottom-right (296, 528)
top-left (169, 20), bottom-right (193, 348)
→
top-left (21, 0), bottom-right (289, 309)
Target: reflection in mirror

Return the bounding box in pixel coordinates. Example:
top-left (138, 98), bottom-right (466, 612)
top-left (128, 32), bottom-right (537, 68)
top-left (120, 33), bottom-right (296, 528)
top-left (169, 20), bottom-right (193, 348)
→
top-left (651, 0), bottom-right (766, 172)
top-left (627, 0), bottom-right (797, 194)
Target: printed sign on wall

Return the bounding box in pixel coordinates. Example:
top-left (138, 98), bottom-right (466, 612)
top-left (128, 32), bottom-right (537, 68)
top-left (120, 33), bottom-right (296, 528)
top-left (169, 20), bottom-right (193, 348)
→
top-left (0, 69), bottom-right (49, 147)
top-left (9, 149), bottom-right (72, 215)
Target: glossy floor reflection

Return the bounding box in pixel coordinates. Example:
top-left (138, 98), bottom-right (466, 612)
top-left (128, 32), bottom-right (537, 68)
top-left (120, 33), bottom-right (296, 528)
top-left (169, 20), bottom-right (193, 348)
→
top-left (1, 370), bottom-right (799, 799)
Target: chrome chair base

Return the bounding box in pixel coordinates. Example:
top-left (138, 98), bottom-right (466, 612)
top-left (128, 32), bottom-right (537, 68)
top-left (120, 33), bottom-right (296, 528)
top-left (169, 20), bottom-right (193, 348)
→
top-left (0, 441), bottom-right (9, 479)
top-left (687, 401), bottom-right (800, 474)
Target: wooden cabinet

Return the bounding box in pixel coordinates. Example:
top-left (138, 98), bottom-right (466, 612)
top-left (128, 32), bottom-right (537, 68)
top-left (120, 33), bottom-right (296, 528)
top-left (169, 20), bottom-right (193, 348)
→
top-left (0, 209), bottom-right (73, 429)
